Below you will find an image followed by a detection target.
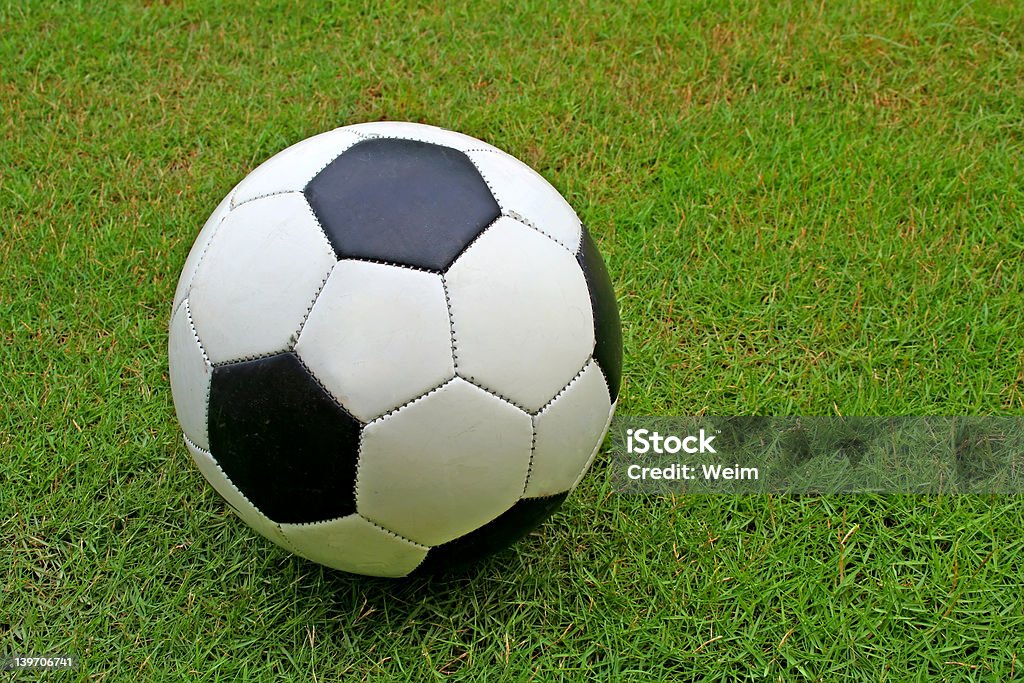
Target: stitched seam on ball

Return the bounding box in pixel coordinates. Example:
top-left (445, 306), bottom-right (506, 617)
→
top-left (339, 255), bottom-right (438, 275)
top-left (300, 134), bottom-right (378, 193)
top-left (171, 289), bottom-right (189, 320)
top-left (176, 189), bottom-right (235, 316)
top-left (230, 189), bottom-right (303, 211)
top-left (274, 527), bottom-right (301, 555)
top-left (182, 299), bottom-right (212, 367)
top-left (441, 215), bottom-right (499, 275)
top-left (182, 300), bottom-right (213, 446)
top-left (462, 148), bottom-right (503, 211)
top-left (503, 209), bottom-right (577, 255)
top-left (347, 132), bottom-right (462, 150)
top-left (520, 491), bottom-right (571, 502)
top-left (302, 194), bottom-right (340, 260)
top-left (240, 131), bottom-right (366, 207)
top-left (522, 417), bottom-right (538, 496)
top-left (461, 147), bottom-right (513, 156)
top-left (576, 228), bottom-right (610, 398)
top-left (353, 422), bottom-right (367, 519)
top-left (293, 353), bottom-right (362, 425)
top-left (182, 433), bottom-right (300, 554)
top-left (355, 513), bottom-right (430, 550)
top-left (459, 377), bottom-right (532, 414)
top-left (594, 358), bottom-right (613, 400)
top-left (293, 259), bottom-right (336, 348)
top-left (367, 377), bottom-right (457, 424)
top-left (440, 275), bottom-right (459, 370)
top-left (289, 197), bottom-right (341, 348)
top-left (535, 358), bottom-right (593, 417)
top-left (211, 349), bottom-right (289, 368)
top-left (304, 136), bottom-right (363, 182)
top-left (183, 432), bottom-right (209, 454)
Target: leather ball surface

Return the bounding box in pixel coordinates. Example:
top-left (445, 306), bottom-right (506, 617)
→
top-left (168, 121), bottom-right (621, 577)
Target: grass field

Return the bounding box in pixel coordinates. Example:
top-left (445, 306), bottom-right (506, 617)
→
top-left (3, 0), bottom-right (1024, 679)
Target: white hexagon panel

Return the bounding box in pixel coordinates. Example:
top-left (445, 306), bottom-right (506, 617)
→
top-left (295, 260), bottom-right (455, 422)
top-left (356, 378), bottom-right (533, 547)
top-left (525, 360), bottom-right (613, 498)
top-left (445, 216), bottom-right (594, 413)
top-left (280, 515), bottom-right (428, 578)
top-left (188, 193), bottom-right (337, 365)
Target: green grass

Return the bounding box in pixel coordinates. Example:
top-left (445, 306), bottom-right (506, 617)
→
top-left (2, 0), bottom-right (1023, 679)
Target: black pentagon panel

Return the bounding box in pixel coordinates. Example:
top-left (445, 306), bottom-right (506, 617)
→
top-left (577, 226), bottom-right (623, 401)
top-left (411, 493), bottom-right (568, 575)
top-left (208, 352), bottom-right (362, 524)
top-left (304, 138), bottom-right (501, 271)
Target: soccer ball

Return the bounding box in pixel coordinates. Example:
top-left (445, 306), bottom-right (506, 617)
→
top-left (168, 121), bottom-right (622, 577)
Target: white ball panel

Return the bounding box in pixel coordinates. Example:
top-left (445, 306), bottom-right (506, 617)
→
top-left (280, 515), bottom-right (429, 578)
top-left (168, 300), bottom-right (212, 450)
top-left (185, 437), bottom-right (292, 549)
top-left (571, 399), bottom-right (616, 490)
top-left (465, 149), bottom-right (582, 253)
top-left (296, 261), bottom-right (454, 422)
top-left (445, 216), bottom-right (594, 412)
top-left (188, 194), bottom-right (336, 365)
top-left (230, 128), bottom-right (363, 207)
top-left (525, 360), bottom-right (612, 498)
top-left (345, 121), bottom-right (506, 155)
top-left (357, 378), bottom-right (532, 546)
top-left (173, 193), bottom-right (233, 314)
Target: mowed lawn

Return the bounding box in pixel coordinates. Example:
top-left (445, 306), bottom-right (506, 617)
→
top-left (3, 1), bottom-right (1023, 680)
